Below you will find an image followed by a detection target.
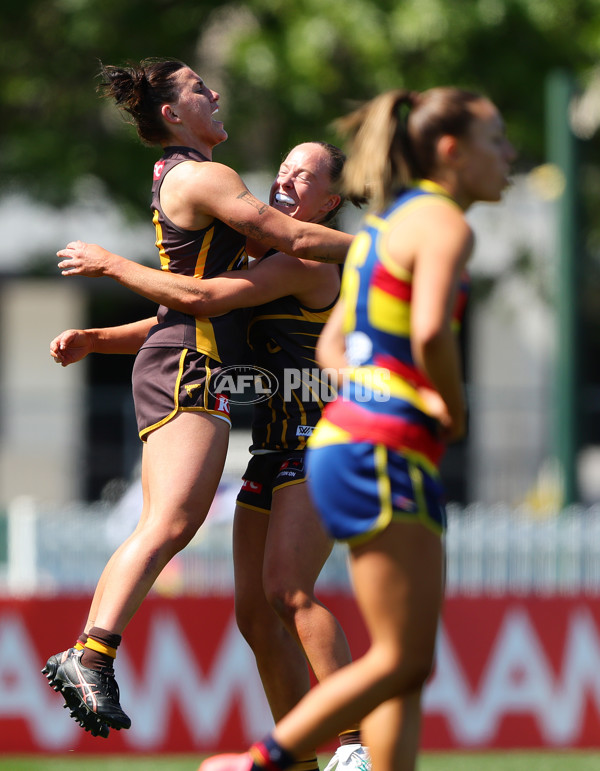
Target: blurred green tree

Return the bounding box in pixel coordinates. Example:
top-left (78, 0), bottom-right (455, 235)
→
top-left (3, 0), bottom-right (600, 215)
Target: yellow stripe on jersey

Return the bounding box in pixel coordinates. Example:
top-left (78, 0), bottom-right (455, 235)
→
top-left (253, 309), bottom-right (331, 324)
top-left (195, 319), bottom-right (219, 361)
top-left (368, 284), bottom-right (411, 336)
top-left (153, 210), bottom-right (171, 271)
top-left (373, 443), bottom-right (394, 532)
top-left (265, 399), bottom-right (276, 445)
top-left (300, 307), bottom-right (332, 323)
top-left (194, 225), bottom-right (215, 277)
top-left (250, 310), bottom-right (331, 327)
top-left (308, 418), bottom-right (353, 448)
top-left (277, 404), bottom-right (289, 447)
top-left (416, 178), bottom-right (462, 201)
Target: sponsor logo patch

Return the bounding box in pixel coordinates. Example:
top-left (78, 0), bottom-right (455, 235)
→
top-left (241, 479), bottom-right (262, 493)
top-left (214, 394), bottom-right (230, 415)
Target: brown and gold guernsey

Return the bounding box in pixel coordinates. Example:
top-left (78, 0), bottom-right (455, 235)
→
top-left (141, 145), bottom-right (250, 364)
top-left (248, 258), bottom-right (338, 452)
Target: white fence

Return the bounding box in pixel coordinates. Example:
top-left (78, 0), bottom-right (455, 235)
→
top-left (3, 490), bottom-right (600, 598)
top-left (444, 502), bottom-right (600, 595)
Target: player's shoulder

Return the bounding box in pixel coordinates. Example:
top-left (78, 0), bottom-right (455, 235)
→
top-left (163, 160), bottom-right (246, 212)
top-left (165, 158), bottom-right (239, 186)
top-left (398, 192), bottom-right (469, 235)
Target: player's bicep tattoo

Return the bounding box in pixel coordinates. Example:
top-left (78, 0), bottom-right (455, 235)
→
top-left (227, 192), bottom-right (270, 237)
top-left (236, 191), bottom-right (268, 214)
top-left (226, 192), bottom-right (272, 239)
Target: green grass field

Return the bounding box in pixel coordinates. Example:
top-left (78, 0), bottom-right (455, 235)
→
top-left (3, 753), bottom-right (600, 771)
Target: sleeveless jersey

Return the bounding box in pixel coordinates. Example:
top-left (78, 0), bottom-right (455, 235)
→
top-left (141, 145), bottom-right (250, 364)
top-left (309, 181), bottom-right (469, 475)
top-left (248, 254), bottom-right (339, 452)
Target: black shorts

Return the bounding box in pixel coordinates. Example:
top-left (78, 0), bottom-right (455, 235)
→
top-left (132, 346), bottom-right (232, 441)
top-left (236, 451), bottom-right (307, 513)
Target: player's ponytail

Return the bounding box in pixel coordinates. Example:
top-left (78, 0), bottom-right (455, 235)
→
top-left (335, 86), bottom-right (486, 212)
top-left (334, 90), bottom-right (418, 213)
top-left (97, 58), bottom-right (186, 145)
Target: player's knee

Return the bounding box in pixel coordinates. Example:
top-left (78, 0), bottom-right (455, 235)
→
top-left (400, 655), bottom-right (435, 692)
top-left (234, 602), bottom-right (258, 643)
top-left (150, 515), bottom-right (198, 555)
top-left (399, 652), bottom-right (435, 693)
top-left (265, 585), bottom-right (309, 625)
top-left (235, 599), bottom-right (286, 652)
top-left (234, 608), bottom-right (252, 643)
top-left (372, 644), bottom-right (435, 695)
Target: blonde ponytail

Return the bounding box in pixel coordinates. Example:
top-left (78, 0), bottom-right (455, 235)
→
top-left (334, 90), bottom-right (417, 213)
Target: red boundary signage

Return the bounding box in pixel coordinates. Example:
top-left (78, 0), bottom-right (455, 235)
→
top-left (2, 594), bottom-right (600, 753)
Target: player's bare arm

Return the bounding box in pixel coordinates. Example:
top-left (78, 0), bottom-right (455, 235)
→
top-left (50, 317), bottom-right (154, 366)
top-left (171, 161), bottom-right (352, 263)
top-left (57, 242), bottom-right (337, 318)
top-left (236, 190), bottom-right (269, 214)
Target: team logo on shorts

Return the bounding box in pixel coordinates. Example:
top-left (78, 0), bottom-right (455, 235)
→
top-left (214, 394), bottom-right (230, 415)
top-left (241, 479), bottom-right (263, 493)
top-left (393, 494), bottom-right (417, 512)
top-left (208, 365), bottom-right (279, 405)
top-left (280, 458), bottom-right (304, 472)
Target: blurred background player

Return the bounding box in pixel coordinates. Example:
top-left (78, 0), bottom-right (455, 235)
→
top-left (197, 85), bottom-right (516, 771)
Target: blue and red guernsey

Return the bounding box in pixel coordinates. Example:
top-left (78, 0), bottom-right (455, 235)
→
top-left (310, 181), bottom-right (469, 475)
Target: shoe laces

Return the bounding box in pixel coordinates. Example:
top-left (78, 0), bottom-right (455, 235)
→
top-left (99, 669), bottom-right (121, 701)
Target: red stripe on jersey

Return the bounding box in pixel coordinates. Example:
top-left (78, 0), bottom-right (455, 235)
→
top-left (373, 354), bottom-right (433, 390)
top-left (324, 399), bottom-right (444, 467)
top-left (371, 261), bottom-right (412, 302)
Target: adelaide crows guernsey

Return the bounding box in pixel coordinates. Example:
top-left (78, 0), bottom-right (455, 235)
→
top-left (248, 255), bottom-right (338, 452)
top-left (309, 181), bottom-right (468, 475)
top-left (141, 145), bottom-right (249, 364)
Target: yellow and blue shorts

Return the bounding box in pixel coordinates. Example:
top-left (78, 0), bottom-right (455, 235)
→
top-left (306, 441), bottom-right (446, 546)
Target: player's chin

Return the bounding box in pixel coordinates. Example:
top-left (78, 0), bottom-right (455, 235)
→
top-left (273, 203), bottom-right (296, 218)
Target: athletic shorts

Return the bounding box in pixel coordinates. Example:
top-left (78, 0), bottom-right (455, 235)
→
top-left (236, 451), bottom-right (307, 514)
top-left (132, 346), bottom-right (232, 441)
top-left (306, 441), bottom-right (446, 545)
